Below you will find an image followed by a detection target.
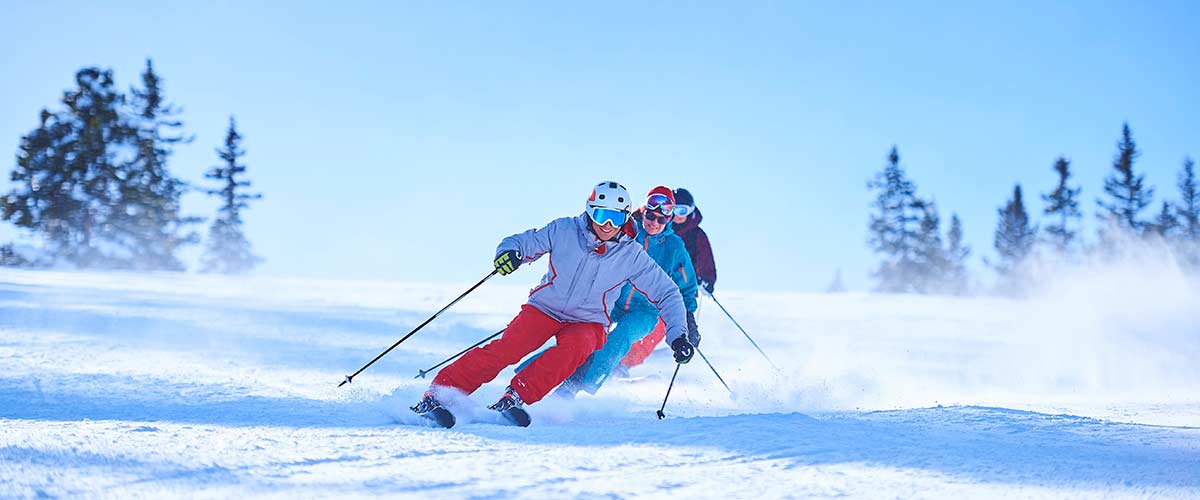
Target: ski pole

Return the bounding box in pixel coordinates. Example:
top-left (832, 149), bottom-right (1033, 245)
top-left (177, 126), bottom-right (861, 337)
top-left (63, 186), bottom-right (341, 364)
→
top-left (414, 328), bottom-right (505, 379)
top-left (702, 289), bottom-right (778, 369)
top-left (339, 269), bottom-right (499, 387)
top-left (656, 364), bottom-right (682, 420)
top-left (695, 347), bottom-right (732, 394)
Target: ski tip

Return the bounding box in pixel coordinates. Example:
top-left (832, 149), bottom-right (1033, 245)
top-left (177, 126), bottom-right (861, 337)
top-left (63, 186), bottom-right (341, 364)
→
top-left (427, 407), bottom-right (456, 428)
top-left (412, 403), bottom-right (456, 428)
top-left (503, 408), bottom-right (531, 427)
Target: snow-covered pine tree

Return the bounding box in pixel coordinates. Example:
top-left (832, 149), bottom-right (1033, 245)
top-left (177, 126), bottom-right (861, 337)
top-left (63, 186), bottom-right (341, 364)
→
top-left (1097, 123), bottom-right (1153, 238)
top-left (201, 117), bottom-right (262, 274)
top-left (1041, 156), bottom-right (1081, 254)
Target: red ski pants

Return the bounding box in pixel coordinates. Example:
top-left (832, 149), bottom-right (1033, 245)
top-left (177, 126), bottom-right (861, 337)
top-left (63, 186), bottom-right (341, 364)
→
top-left (620, 317), bottom-right (666, 368)
top-left (432, 304), bottom-right (606, 404)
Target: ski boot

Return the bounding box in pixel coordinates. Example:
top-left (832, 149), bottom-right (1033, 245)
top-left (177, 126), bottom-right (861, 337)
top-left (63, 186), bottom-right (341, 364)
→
top-left (488, 386), bottom-right (531, 427)
top-left (410, 391), bottom-right (456, 428)
top-left (611, 364), bottom-right (631, 380)
top-left (552, 375), bottom-right (583, 400)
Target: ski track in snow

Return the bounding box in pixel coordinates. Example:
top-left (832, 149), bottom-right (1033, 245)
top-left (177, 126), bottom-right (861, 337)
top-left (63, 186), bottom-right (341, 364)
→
top-left (1, 269), bottom-right (1198, 499)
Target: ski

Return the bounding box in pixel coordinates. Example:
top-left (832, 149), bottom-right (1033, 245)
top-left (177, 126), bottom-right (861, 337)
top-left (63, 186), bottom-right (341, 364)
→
top-left (412, 403), bottom-right (529, 428)
top-left (499, 407), bottom-right (531, 427)
top-left (418, 406), bottom-right (456, 429)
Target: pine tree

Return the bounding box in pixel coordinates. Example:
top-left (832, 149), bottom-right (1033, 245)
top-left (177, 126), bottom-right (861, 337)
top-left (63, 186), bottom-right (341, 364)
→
top-left (994, 185), bottom-right (1038, 281)
top-left (1176, 157), bottom-right (1199, 243)
top-left (1148, 201), bottom-right (1178, 238)
top-left (3, 65), bottom-right (200, 270)
top-left (116, 59), bottom-right (200, 270)
top-left (0, 244), bottom-right (27, 267)
top-left (868, 146), bottom-right (923, 293)
top-left (2, 68), bottom-right (132, 267)
top-left (2, 110), bottom-right (72, 258)
top-left (912, 199), bottom-right (947, 293)
top-left (201, 117), bottom-right (262, 274)
top-left (1098, 122), bottom-right (1153, 236)
top-left (944, 213), bottom-right (971, 295)
top-left (1041, 156), bottom-right (1081, 253)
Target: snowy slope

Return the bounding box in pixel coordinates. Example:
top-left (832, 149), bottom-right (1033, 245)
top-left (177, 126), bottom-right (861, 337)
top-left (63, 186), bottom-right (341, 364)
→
top-left (1, 268), bottom-right (1198, 499)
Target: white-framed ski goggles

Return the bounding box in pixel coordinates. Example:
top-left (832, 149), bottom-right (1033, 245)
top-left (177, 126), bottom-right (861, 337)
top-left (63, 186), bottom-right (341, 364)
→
top-left (588, 207), bottom-right (630, 227)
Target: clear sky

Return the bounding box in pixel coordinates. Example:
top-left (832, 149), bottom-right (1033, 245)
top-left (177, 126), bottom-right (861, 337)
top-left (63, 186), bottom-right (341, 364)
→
top-left (2, 1), bottom-right (1198, 292)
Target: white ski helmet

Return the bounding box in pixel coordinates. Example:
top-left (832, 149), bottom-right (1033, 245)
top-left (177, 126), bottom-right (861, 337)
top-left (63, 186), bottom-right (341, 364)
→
top-left (586, 181), bottom-right (632, 213)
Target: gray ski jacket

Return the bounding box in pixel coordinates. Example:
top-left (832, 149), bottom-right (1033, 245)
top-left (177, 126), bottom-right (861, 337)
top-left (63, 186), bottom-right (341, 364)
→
top-left (496, 213), bottom-right (689, 344)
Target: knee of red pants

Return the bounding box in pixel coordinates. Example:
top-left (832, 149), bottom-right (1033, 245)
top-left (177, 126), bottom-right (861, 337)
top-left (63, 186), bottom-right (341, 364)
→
top-left (578, 322), bottom-right (607, 351)
top-left (432, 304), bottom-right (561, 394)
top-left (510, 322), bottom-right (605, 403)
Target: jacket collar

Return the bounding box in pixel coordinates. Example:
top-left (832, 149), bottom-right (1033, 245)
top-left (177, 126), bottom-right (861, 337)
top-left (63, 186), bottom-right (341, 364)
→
top-left (673, 208), bottom-right (703, 235)
top-left (635, 218), bottom-right (675, 244)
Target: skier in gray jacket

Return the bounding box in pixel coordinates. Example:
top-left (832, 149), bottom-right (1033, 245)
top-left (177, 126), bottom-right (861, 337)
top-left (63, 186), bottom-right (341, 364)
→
top-left (413, 181), bottom-right (696, 423)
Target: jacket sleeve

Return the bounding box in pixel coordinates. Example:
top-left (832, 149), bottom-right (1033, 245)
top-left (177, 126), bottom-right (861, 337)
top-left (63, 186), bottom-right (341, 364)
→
top-left (673, 239), bottom-right (699, 312)
top-left (627, 249), bottom-right (688, 344)
top-left (496, 218), bottom-right (560, 264)
top-left (693, 227), bottom-right (717, 288)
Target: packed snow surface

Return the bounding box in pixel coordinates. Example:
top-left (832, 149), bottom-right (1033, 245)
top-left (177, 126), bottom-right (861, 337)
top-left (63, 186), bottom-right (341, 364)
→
top-left (1, 268), bottom-right (1198, 498)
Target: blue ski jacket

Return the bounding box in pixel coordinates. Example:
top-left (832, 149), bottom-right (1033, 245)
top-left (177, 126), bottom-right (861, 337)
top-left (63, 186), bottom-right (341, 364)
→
top-left (613, 215), bottom-right (699, 317)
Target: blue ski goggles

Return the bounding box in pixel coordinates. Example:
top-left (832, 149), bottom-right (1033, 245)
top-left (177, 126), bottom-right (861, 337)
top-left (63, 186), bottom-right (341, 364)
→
top-left (588, 207), bottom-right (630, 227)
top-left (673, 204), bottom-right (695, 217)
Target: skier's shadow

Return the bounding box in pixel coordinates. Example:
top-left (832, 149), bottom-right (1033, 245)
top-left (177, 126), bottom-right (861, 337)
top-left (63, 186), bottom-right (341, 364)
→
top-left (0, 372), bottom-right (389, 427)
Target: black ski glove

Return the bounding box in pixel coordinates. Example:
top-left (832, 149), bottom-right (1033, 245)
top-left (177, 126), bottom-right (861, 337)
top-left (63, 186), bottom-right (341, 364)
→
top-left (686, 311), bottom-right (700, 347)
top-left (671, 336), bottom-right (694, 364)
top-left (700, 280), bottom-right (715, 295)
top-left (494, 250), bottom-right (521, 275)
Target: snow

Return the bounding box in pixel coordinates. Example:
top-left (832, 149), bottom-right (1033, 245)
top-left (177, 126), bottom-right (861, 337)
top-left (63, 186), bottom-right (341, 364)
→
top-left (1, 268), bottom-right (1198, 498)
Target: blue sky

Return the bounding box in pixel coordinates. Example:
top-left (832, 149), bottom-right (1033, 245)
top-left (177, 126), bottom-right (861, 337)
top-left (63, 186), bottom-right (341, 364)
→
top-left (2, 1), bottom-right (1198, 292)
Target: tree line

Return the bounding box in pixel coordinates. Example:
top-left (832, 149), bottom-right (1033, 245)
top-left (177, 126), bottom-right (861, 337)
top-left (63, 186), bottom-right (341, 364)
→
top-left (0, 60), bottom-right (261, 274)
top-left (868, 122), bottom-right (1199, 295)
